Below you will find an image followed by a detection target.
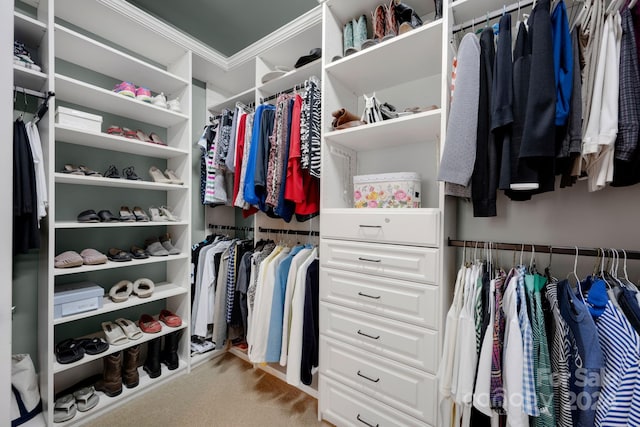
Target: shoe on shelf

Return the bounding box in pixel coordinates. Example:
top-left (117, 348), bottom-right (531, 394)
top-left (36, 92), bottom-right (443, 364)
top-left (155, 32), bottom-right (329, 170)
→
top-left (77, 209), bottom-right (100, 223)
top-left (123, 166), bottom-right (142, 181)
top-left (143, 337), bottom-right (162, 378)
top-left (161, 331), bottom-right (180, 370)
top-left (132, 206), bottom-right (150, 222)
top-left (106, 125), bottom-right (124, 136)
top-left (53, 394), bottom-right (76, 423)
top-left (54, 251), bottom-right (83, 269)
top-left (107, 248), bottom-right (133, 262)
top-left (343, 20), bottom-right (354, 57)
top-left (113, 81), bottom-right (136, 98)
top-left (149, 206), bottom-right (169, 222)
top-left (122, 127), bottom-right (138, 139)
top-left (166, 98), bottom-right (181, 113)
top-left (159, 309), bottom-right (182, 328)
top-left (164, 169), bottom-right (183, 185)
top-left (122, 345), bottom-right (140, 389)
top-left (62, 164), bottom-right (84, 175)
top-left (98, 209), bottom-right (119, 222)
top-left (149, 132), bottom-right (167, 146)
top-left (151, 92), bottom-right (167, 108)
top-left (159, 206), bottom-right (179, 222)
top-left (130, 246), bottom-right (149, 260)
top-left (139, 314), bottom-right (162, 334)
top-left (135, 86), bottom-right (152, 103)
top-left (79, 248), bottom-right (108, 265)
top-left (159, 233), bottom-right (181, 255)
top-left (78, 165), bottom-right (102, 177)
top-left (352, 14), bottom-right (368, 52)
top-left (135, 129), bottom-right (152, 142)
top-left (109, 280), bottom-right (133, 302)
top-left (104, 165), bottom-right (121, 179)
top-left (149, 166), bottom-right (171, 183)
top-left (95, 352), bottom-right (123, 397)
top-left (133, 278), bottom-right (154, 297)
top-left (119, 206), bottom-right (136, 222)
top-left (145, 237), bottom-right (169, 256)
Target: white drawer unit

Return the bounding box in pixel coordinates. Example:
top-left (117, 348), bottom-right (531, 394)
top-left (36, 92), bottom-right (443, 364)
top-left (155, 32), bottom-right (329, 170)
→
top-left (321, 209), bottom-right (440, 247)
top-left (319, 376), bottom-right (429, 427)
top-left (321, 336), bottom-right (436, 424)
top-left (320, 267), bottom-right (439, 328)
top-left (320, 304), bottom-right (439, 373)
top-left (320, 239), bottom-right (438, 284)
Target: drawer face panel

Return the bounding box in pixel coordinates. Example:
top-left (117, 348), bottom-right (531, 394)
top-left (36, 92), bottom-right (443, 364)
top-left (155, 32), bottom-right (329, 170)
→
top-left (320, 267), bottom-right (439, 328)
top-left (320, 336), bottom-right (436, 423)
top-left (319, 376), bottom-right (429, 427)
top-left (320, 304), bottom-right (438, 373)
top-left (320, 239), bottom-right (438, 284)
top-left (321, 209), bottom-right (440, 247)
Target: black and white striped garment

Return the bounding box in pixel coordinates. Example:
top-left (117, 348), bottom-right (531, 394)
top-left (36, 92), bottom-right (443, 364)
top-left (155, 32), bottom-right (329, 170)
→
top-left (545, 281), bottom-right (573, 427)
top-left (300, 78), bottom-right (321, 178)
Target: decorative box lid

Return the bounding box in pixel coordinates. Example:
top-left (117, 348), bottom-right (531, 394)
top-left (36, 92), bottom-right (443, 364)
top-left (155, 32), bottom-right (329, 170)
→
top-left (54, 281), bottom-right (104, 305)
top-left (55, 106), bottom-right (103, 122)
top-left (353, 172), bottom-right (421, 184)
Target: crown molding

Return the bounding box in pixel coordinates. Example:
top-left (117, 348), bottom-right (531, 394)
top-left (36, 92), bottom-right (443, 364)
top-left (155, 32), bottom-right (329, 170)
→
top-left (96, 0), bottom-right (321, 73)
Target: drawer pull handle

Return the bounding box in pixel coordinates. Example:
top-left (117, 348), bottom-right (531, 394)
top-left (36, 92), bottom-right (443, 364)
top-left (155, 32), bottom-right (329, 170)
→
top-left (357, 414), bottom-right (379, 427)
top-left (358, 292), bottom-right (381, 300)
top-left (359, 225), bottom-right (382, 229)
top-left (358, 257), bottom-right (382, 263)
top-left (357, 370), bottom-right (380, 383)
top-left (357, 330), bottom-right (380, 340)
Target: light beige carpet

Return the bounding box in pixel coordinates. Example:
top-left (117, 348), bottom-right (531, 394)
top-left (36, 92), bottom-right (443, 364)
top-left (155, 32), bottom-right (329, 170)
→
top-left (91, 353), bottom-right (331, 427)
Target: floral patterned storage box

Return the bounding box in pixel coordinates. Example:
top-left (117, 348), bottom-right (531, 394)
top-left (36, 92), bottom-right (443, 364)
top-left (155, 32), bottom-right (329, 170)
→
top-left (353, 172), bottom-right (421, 208)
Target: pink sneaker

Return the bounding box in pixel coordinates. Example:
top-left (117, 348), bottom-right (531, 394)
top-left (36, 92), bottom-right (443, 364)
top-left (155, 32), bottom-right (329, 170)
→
top-left (135, 86), bottom-right (152, 103)
top-left (113, 81), bottom-right (136, 98)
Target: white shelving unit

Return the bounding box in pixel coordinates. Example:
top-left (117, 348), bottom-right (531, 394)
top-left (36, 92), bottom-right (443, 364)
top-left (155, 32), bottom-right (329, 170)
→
top-left (318, 0), bottom-right (453, 426)
top-left (35, 1), bottom-right (193, 424)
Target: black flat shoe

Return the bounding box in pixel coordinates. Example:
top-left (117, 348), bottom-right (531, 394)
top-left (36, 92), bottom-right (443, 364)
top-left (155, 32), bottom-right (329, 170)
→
top-left (77, 209), bottom-right (100, 223)
top-left (98, 210), bottom-right (119, 222)
top-left (107, 248), bottom-right (132, 262)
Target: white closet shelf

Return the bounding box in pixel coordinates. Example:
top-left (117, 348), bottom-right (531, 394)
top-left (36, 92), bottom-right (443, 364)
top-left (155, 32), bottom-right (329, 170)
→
top-left (257, 58), bottom-right (322, 98)
top-left (54, 24), bottom-right (189, 96)
top-left (54, 360), bottom-right (188, 426)
top-left (55, 125), bottom-right (188, 159)
top-left (451, 0), bottom-right (515, 25)
top-left (54, 74), bottom-right (189, 128)
top-left (14, 11), bottom-right (47, 47)
top-left (55, 220), bottom-right (189, 229)
top-left (55, 173), bottom-right (187, 191)
top-left (325, 20), bottom-right (442, 95)
top-left (325, 0), bottom-right (435, 24)
top-left (53, 254), bottom-right (189, 277)
top-left (228, 347), bottom-right (319, 399)
top-left (13, 65), bottom-right (47, 91)
top-left (324, 108), bottom-right (441, 151)
top-left (54, 322), bottom-right (189, 374)
top-left (207, 87), bottom-right (255, 115)
top-left (53, 282), bottom-right (187, 325)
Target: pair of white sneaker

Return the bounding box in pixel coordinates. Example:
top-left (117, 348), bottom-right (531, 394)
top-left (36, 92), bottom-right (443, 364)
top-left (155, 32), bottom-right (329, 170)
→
top-left (151, 92), bottom-right (181, 112)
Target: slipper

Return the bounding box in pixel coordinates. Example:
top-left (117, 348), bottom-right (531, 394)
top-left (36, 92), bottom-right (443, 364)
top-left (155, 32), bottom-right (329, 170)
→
top-left (115, 318), bottom-right (143, 340)
top-left (132, 206), bottom-right (150, 222)
top-left (130, 246), bottom-right (149, 260)
top-left (53, 394), bottom-right (77, 423)
top-left (77, 337), bottom-right (109, 355)
top-left (108, 280), bottom-right (133, 302)
top-left (73, 386), bottom-right (99, 412)
top-left (54, 251), bottom-right (84, 269)
top-left (98, 209), bottom-right (119, 222)
top-left (55, 339), bottom-right (85, 364)
top-left (159, 309), bottom-right (182, 327)
top-left (133, 278), bottom-right (154, 298)
top-left (119, 206), bottom-right (136, 222)
top-left (107, 248), bottom-right (132, 262)
top-left (77, 209), bottom-right (100, 223)
top-left (78, 165), bottom-right (102, 177)
top-left (80, 248), bottom-right (108, 265)
top-left (138, 314), bottom-right (162, 333)
top-left (102, 321), bottom-right (128, 345)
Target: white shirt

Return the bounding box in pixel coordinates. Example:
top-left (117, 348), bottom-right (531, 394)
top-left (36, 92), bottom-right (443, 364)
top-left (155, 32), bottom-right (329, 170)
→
top-left (25, 121), bottom-right (47, 223)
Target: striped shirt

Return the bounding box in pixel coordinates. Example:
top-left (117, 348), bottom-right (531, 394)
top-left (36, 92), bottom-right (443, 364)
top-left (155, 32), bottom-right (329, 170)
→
top-left (518, 267), bottom-right (539, 416)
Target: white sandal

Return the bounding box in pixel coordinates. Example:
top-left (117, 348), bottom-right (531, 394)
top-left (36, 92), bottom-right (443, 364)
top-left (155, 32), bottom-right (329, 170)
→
top-left (133, 278), bottom-right (154, 298)
top-left (164, 169), bottom-right (183, 185)
top-left (102, 321), bottom-right (128, 345)
top-left (53, 394), bottom-right (77, 423)
top-left (148, 166), bottom-right (171, 183)
top-left (149, 206), bottom-right (168, 222)
top-left (108, 280), bottom-right (133, 303)
top-left (114, 318), bottom-right (142, 340)
top-left (159, 206), bottom-right (179, 222)
top-left (73, 386), bottom-right (99, 412)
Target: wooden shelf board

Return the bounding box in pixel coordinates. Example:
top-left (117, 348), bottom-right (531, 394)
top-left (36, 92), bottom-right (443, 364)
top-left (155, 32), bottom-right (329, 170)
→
top-left (53, 253), bottom-right (189, 277)
top-left (54, 172), bottom-right (187, 191)
top-left (55, 74), bottom-right (189, 128)
top-left (324, 109), bottom-right (442, 151)
top-left (53, 282), bottom-right (187, 325)
top-left (55, 125), bottom-right (188, 159)
top-left (325, 20), bottom-right (443, 94)
top-left (55, 24), bottom-right (189, 96)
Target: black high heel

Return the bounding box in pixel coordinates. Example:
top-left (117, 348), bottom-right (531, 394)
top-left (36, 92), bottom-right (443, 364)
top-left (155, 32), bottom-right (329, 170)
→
top-left (104, 164), bottom-right (120, 179)
top-left (123, 166), bottom-right (142, 181)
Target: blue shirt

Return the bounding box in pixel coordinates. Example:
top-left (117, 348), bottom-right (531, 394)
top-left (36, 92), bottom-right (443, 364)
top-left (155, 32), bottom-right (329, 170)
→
top-left (552, 0), bottom-right (573, 126)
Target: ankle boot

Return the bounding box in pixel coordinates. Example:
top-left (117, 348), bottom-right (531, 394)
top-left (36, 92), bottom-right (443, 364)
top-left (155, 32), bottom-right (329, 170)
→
top-left (122, 345), bottom-right (140, 388)
top-left (352, 14), bottom-right (368, 51)
top-left (161, 332), bottom-right (180, 370)
top-left (343, 21), bottom-right (354, 57)
top-left (95, 352), bottom-right (122, 397)
top-left (434, 0), bottom-right (443, 20)
top-left (143, 338), bottom-right (162, 379)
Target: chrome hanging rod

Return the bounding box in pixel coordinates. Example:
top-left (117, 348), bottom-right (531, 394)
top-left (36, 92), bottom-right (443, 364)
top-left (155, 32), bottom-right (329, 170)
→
top-left (452, 0), bottom-right (535, 33)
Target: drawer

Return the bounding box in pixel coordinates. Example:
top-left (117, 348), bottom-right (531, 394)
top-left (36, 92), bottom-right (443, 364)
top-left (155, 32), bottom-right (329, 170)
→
top-left (321, 209), bottom-right (440, 247)
top-left (320, 336), bottom-right (436, 424)
top-left (320, 303), bottom-right (438, 373)
top-left (320, 239), bottom-right (438, 284)
top-left (320, 267), bottom-right (439, 328)
top-left (320, 376), bottom-right (428, 427)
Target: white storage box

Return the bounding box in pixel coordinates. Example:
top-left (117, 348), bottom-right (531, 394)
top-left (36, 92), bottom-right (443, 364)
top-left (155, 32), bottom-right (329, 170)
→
top-left (353, 172), bottom-right (421, 208)
top-left (54, 282), bottom-right (104, 319)
top-left (55, 106), bottom-right (103, 132)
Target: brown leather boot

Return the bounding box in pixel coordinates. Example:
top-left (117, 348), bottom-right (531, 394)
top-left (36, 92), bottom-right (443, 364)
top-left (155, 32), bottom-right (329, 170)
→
top-left (95, 352), bottom-right (122, 397)
top-left (122, 345), bottom-right (140, 388)
top-left (331, 108), bottom-right (366, 130)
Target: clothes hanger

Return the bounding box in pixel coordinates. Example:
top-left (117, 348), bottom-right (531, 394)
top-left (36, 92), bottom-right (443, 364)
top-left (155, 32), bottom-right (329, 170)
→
top-left (569, 246), bottom-right (587, 303)
top-left (529, 244), bottom-right (536, 274)
top-left (571, 0), bottom-right (589, 31)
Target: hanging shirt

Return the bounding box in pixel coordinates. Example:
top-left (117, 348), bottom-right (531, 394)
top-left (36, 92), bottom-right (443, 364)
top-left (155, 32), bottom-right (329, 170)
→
top-left (490, 271), bottom-right (507, 411)
top-left (300, 258), bottom-right (319, 386)
top-left (232, 113), bottom-right (248, 206)
top-left (266, 95), bottom-right (291, 208)
top-left (551, 0), bottom-right (573, 127)
top-left (274, 98), bottom-right (296, 222)
top-left (25, 121), bottom-right (47, 223)
top-left (517, 266), bottom-right (538, 416)
top-left (13, 119), bottom-right (39, 253)
top-left (301, 78), bottom-right (321, 178)
top-left (235, 113), bottom-right (253, 208)
top-left (244, 105), bottom-right (270, 207)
